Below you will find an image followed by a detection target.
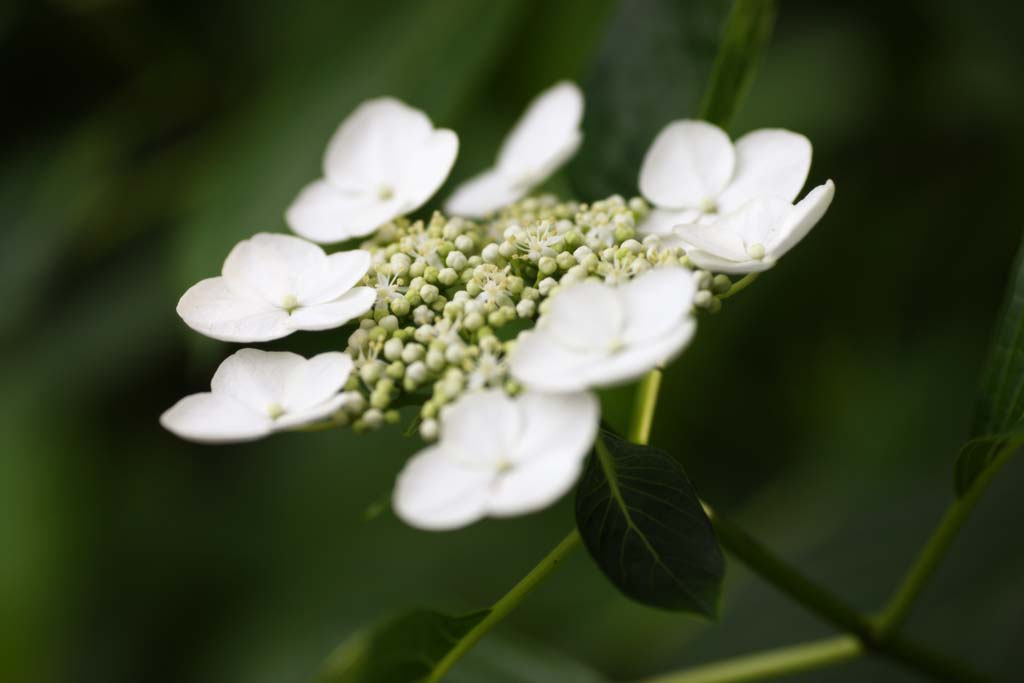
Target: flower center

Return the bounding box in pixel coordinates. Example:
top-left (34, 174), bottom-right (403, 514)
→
top-left (698, 197), bottom-right (718, 214)
top-left (607, 336), bottom-right (625, 353)
top-left (377, 184), bottom-right (395, 201)
top-left (281, 293), bottom-right (300, 313)
top-left (267, 403), bottom-right (286, 419)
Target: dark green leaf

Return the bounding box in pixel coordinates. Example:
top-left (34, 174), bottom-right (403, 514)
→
top-left (955, 420), bottom-right (1024, 495)
top-left (574, 431), bottom-right (725, 615)
top-left (962, 237), bottom-right (1024, 494)
top-left (698, 0), bottom-right (777, 127)
top-left (569, 0), bottom-right (729, 199)
top-left (972, 238), bottom-right (1024, 438)
top-left (321, 609), bottom-right (488, 683)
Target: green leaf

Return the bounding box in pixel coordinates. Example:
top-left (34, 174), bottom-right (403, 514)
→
top-left (961, 237), bottom-right (1024, 494)
top-left (574, 431), bottom-right (725, 615)
top-left (955, 420), bottom-right (1024, 495)
top-left (321, 609), bottom-right (488, 683)
top-left (698, 0), bottom-right (777, 128)
top-left (569, 0), bottom-right (775, 199)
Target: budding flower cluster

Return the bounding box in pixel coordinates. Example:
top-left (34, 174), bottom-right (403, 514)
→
top-left (336, 194), bottom-right (726, 439)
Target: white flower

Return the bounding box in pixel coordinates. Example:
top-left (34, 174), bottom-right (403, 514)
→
top-left (161, 349), bottom-right (353, 443)
top-left (444, 82), bottom-right (583, 218)
top-left (509, 268), bottom-right (696, 392)
top-left (676, 180), bottom-right (835, 273)
top-left (637, 120), bottom-right (812, 236)
top-left (177, 233), bottom-right (375, 342)
top-left (392, 388), bottom-right (598, 530)
top-left (286, 98), bottom-right (458, 243)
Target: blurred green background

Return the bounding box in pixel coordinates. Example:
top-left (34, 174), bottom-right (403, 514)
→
top-left (3, 0), bottom-right (1023, 681)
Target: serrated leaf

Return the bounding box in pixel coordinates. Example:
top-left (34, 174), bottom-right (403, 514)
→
top-left (321, 609), bottom-right (488, 683)
top-left (698, 0), bottom-right (777, 127)
top-left (962, 237), bottom-right (1024, 494)
top-left (569, 0), bottom-right (776, 199)
top-left (955, 420), bottom-right (1024, 495)
top-left (574, 431), bottom-right (725, 615)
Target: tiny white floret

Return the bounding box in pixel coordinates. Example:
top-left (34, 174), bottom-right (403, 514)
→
top-left (676, 180), bottom-right (835, 273)
top-left (393, 388), bottom-right (599, 530)
top-left (177, 232), bottom-right (375, 342)
top-left (637, 120), bottom-right (812, 237)
top-left (509, 268), bottom-right (697, 392)
top-left (161, 349), bottom-right (354, 443)
top-left (445, 81), bottom-right (584, 218)
top-left (286, 97), bottom-right (459, 243)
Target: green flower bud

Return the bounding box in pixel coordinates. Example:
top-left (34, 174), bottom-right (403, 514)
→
top-left (538, 256), bottom-right (557, 275)
top-left (538, 277), bottom-right (558, 296)
top-left (445, 344), bottom-right (465, 364)
top-left (406, 360), bottom-right (428, 384)
top-left (556, 251), bottom-right (576, 270)
top-left (383, 337), bottom-right (404, 361)
top-left (614, 224), bottom-right (636, 243)
top-left (403, 290), bottom-right (421, 307)
top-left (384, 410), bottom-right (400, 425)
top-left (487, 309), bottom-right (506, 327)
top-left (419, 283), bottom-right (439, 303)
top-left (481, 243), bottom-right (501, 263)
top-left (438, 267), bottom-right (458, 286)
top-left (711, 274), bottom-right (732, 294)
top-left (564, 230), bottom-right (584, 248)
top-left (695, 270), bottom-right (712, 290)
top-left (464, 311), bottom-right (485, 331)
top-left (379, 315), bottom-right (400, 332)
top-left (419, 418), bottom-right (439, 441)
top-left (386, 360), bottom-right (405, 379)
top-left (413, 305), bottom-right (434, 326)
top-left (421, 400), bottom-right (439, 419)
top-left (466, 280), bottom-right (482, 297)
top-left (506, 275), bottom-right (525, 294)
top-left (368, 326), bottom-right (389, 343)
top-left (516, 299), bottom-right (536, 318)
top-left (445, 250), bottom-right (468, 271)
top-left (425, 347), bottom-right (446, 372)
top-left (693, 290), bottom-right (714, 309)
top-left (409, 260), bottom-right (426, 277)
top-left (521, 286), bottom-right (540, 301)
top-left (401, 342), bottom-right (425, 364)
top-left (390, 296), bottom-right (410, 316)
top-left (363, 408), bottom-right (384, 428)
top-left (454, 234), bottom-right (474, 253)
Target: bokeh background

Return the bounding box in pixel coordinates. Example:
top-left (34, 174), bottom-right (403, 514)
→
top-left (3, 0), bottom-right (1023, 681)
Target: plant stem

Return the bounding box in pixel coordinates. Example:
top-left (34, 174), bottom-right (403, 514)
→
top-left (718, 273), bottom-right (759, 300)
top-left (875, 442), bottom-right (1019, 636)
top-left (629, 368), bottom-right (663, 444)
top-left (642, 635), bottom-right (862, 683)
top-left (425, 529), bottom-right (581, 683)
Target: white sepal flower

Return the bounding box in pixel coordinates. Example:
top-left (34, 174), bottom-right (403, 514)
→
top-left (638, 121), bottom-right (812, 236)
top-left (286, 98), bottom-right (458, 243)
top-left (177, 232), bottom-right (375, 342)
top-left (509, 268), bottom-right (697, 392)
top-left (393, 388), bottom-right (599, 530)
top-left (676, 179), bottom-right (835, 273)
top-left (444, 81), bottom-right (584, 218)
top-left (161, 349), bottom-right (353, 443)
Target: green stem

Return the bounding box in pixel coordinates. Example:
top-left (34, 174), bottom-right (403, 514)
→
top-left (876, 442), bottom-right (1019, 636)
top-left (425, 529), bottom-right (581, 683)
top-left (718, 273), bottom-right (759, 300)
top-left (629, 368), bottom-right (663, 444)
top-left (643, 635), bottom-right (862, 683)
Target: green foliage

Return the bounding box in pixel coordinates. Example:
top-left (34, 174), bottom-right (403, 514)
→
top-left (698, 0), bottom-right (777, 128)
top-left (569, 0), bottom-right (728, 199)
top-left (960, 238), bottom-right (1024, 493)
top-left (321, 609), bottom-right (487, 683)
top-left (575, 431), bottom-right (725, 616)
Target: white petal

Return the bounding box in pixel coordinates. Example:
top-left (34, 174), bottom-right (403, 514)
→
top-left (443, 168), bottom-right (523, 218)
top-left (392, 445), bottom-right (492, 531)
top-left (545, 280), bottom-right (623, 353)
top-left (638, 120), bottom-right (735, 209)
top-left (281, 351), bottom-right (353, 413)
top-left (717, 129), bottom-right (811, 213)
top-left (286, 287), bottom-right (376, 332)
top-left (685, 248), bottom-right (775, 274)
top-left (496, 81), bottom-right (584, 183)
top-left (637, 207), bottom-right (702, 236)
top-left (176, 277), bottom-right (291, 343)
top-left (222, 232), bottom-right (329, 305)
top-left (275, 393), bottom-right (348, 429)
top-left (508, 328), bottom-right (605, 393)
top-left (394, 128), bottom-right (458, 212)
top-left (620, 267), bottom-right (696, 345)
top-left (285, 179), bottom-right (402, 243)
top-left (487, 454), bottom-right (585, 517)
top-left (675, 223), bottom-right (750, 262)
top-left (440, 389), bottom-right (520, 467)
top-left (302, 250), bottom-right (372, 305)
top-left (160, 393), bottom-right (271, 444)
top-left (513, 391), bottom-right (599, 465)
top-left (211, 348), bottom-right (306, 414)
top-left (770, 180), bottom-right (835, 258)
top-left (323, 97), bottom-right (435, 191)
top-left (586, 320), bottom-right (696, 386)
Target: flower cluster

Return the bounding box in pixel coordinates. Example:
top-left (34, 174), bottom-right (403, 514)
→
top-left (162, 81), bottom-right (834, 530)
